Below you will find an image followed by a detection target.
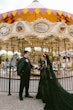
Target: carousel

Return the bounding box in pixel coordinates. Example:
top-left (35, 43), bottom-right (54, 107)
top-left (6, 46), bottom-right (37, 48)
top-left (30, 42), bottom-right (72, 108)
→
top-left (0, 0), bottom-right (73, 77)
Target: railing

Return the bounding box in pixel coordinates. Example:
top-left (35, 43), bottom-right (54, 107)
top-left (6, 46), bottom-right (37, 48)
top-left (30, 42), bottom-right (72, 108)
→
top-left (0, 66), bottom-right (73, 95)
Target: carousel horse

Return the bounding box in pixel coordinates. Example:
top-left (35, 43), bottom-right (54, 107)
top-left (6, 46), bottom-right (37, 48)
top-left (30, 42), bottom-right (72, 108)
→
top-left (11, 54), bottom-right (20, 74)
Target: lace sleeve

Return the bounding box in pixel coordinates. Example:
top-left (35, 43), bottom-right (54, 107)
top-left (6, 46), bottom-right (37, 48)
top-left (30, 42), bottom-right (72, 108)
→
top-left (39, 60), bottom-right (47, 70)
top-left (47, 65), bottom-right (50, 70)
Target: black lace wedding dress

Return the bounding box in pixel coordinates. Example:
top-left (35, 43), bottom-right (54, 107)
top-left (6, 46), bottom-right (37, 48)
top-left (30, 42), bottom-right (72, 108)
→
top-left (36, 60), bottom-right (49, 102)
top-left (36, 55), bottom-right (73, 110)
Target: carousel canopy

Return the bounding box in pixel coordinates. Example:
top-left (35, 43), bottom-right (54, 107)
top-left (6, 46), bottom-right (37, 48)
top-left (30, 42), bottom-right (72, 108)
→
top-left (0, 0), bottom-right (73, 52)
top-left (0, 0), bottom-right (73, 24)
top-left (28, 0), bottom-right (45, 8)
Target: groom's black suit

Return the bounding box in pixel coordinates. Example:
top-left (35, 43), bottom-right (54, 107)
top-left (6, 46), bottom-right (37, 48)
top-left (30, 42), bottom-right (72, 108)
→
top-left (19, 57), bottom-right (33, 98)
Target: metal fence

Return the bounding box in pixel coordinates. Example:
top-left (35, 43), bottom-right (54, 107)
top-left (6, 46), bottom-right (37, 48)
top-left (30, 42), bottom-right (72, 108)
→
top-left (0, 67), bottom-right (73, 95)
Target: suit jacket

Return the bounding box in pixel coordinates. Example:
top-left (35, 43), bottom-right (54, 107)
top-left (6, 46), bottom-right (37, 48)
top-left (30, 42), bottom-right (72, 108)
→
top-left (19, 57), bottom-right (33, 76)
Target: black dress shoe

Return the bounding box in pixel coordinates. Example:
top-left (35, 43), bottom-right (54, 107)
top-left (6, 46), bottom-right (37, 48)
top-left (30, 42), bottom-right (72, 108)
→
top-left (36, 95), bottom-right (41, 99)
top-left (25, 95), bottom-right (33, 98)
top-left (19, 97), bottom-right (23, 101)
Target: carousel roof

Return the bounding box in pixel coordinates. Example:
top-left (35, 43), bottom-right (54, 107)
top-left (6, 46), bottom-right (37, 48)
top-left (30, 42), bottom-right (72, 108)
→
top-left (27, 0), bottom-right (45, 8)
top-left (0, 0), bottom-right (73, 24)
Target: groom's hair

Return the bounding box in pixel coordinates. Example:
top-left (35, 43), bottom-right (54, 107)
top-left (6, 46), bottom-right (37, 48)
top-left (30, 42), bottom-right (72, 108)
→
top-left (23, 50), bottom-right (29, 55)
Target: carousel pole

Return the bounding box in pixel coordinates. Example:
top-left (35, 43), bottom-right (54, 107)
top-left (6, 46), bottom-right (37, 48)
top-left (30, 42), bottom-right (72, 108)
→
top-left (31, 44), bottom-right (35, 64)
top-left (49, 41), bottom-right (52, 61)
top-left (57, 39), bottom-right (60, 56)
top-left (6, 43), bottom-right (8, 75)
top-left (51, 41), bottom-right (53, 62)
top-left (6, 43), bottom-right (8, 58)
top-left (21, 38), bottom-right (24, 57)
top-left (0, 42), bottom-right (2, 71)
top-left (57, 39), bottom-right (60, 72)
top-left (72, 43), bottom-right (73, 70)
top-left (21, 39), bottom-right (23, 49)
top-left (64, 38), bottom-right (67, 73)
top-left (64, 38), bottom-right (67, 61)
top-left (11, 38), bottom-right (15, 53)
top-left (18, 38), bottom-right (20, 52)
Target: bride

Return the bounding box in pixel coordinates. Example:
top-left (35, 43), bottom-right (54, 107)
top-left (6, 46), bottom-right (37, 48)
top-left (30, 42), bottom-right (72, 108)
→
top-left (36, 54), bottom-right (73, 110)
top-left (36, 54), bottom-right (50, 103)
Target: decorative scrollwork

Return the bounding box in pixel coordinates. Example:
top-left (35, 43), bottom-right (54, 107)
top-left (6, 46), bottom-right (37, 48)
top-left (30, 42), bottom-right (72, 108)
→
top-left (0, 25), bottom-right (10, 36)
top-left (34, 22), bottom-right (49, 33)
top-left (16, 22), bottom-right (24, 33)
top-left (58, 23), bottom-right (66, 34)
top-left (69, 26), bottom-right (73, 37)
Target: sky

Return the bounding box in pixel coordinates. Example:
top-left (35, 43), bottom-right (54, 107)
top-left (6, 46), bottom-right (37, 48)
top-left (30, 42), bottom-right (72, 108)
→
top-left (0, 0), bottom-right (73, 14)
top-left (40, 0), bottom-right (73, 14)
top-left (0, 0), bottom-right (33, 13)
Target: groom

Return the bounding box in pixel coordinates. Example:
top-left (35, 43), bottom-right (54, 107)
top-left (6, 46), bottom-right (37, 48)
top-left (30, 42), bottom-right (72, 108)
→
top-left (18, 50), bottom-right (33, 100)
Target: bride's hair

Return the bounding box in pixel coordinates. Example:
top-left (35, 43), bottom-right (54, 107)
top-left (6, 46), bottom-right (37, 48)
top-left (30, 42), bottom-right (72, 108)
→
top-left (43, 53), bottom-right (48, 58)
top-left (43, 54), bottom-right (49, 60)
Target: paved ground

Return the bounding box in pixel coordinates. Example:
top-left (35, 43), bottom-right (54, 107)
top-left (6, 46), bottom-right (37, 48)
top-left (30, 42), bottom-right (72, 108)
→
top-left (0, 93), bottom-right (44, 110)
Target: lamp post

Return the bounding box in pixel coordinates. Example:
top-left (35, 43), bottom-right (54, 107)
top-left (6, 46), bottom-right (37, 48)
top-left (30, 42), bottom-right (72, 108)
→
top-left (8, 38), bottom-right (15, 95)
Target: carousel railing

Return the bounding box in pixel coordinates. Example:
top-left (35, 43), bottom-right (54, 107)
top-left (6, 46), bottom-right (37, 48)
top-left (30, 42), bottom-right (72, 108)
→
top-left (0, 64), bottom-right (73, 94)
top-left (0, 66), bottom-right (40, 94)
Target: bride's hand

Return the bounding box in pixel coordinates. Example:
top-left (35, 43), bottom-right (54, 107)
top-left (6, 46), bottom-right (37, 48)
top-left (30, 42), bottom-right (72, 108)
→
top-left (35, 67), bottom-right (40, 70)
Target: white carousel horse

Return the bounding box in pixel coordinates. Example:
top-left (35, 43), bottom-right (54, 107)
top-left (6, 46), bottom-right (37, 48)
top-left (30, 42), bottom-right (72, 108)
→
top-left (11, 54), bottom-right (20, 74)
